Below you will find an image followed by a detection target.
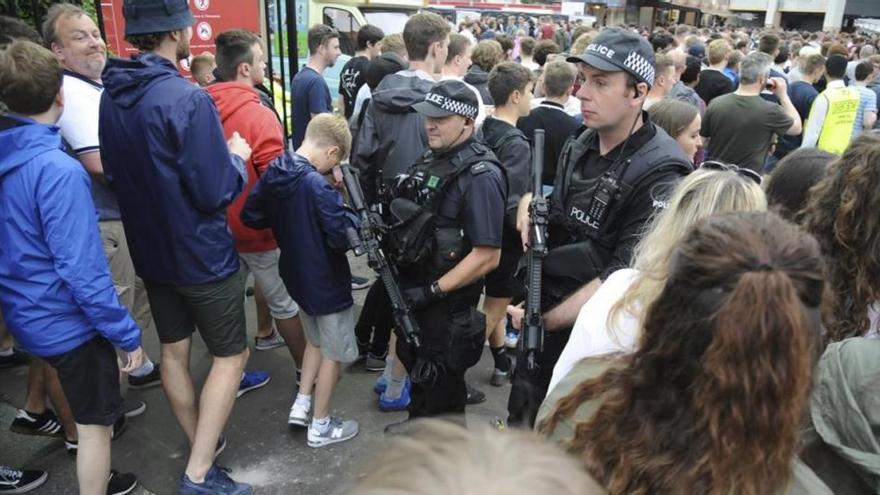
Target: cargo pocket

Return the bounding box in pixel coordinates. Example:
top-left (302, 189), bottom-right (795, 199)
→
top-left (445, 308), bottom-right (485, 371)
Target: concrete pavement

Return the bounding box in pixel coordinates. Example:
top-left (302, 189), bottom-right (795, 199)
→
top-left (0, 255), bottom-right (514, 494)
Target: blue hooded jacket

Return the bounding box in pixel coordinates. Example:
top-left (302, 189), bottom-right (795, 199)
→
top-left (241, 153), bottom-right (357, 316)
top-left (0, 116), bottom-right (140, 357)
top-left (99, 53), bottom-right (245, 286)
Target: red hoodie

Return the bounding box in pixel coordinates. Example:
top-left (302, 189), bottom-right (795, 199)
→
top-left (207, 82), bottom-right (284, 253)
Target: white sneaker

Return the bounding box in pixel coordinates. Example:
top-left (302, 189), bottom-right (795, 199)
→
top-left (504, 330), bottom-right (519, 349)
top-left (288, 400), bottom-right (310, 428)
top-left (307, 417), bottom-right (359, 448)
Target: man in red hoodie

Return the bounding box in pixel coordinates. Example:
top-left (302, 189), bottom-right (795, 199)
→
top-left (206, 29), bottom-right (307, 384)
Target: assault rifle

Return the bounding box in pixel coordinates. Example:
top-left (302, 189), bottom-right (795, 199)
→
top-left (342, 163), bottom-right (421, 348)
top-left (523, 130), bottom-right (548, 373)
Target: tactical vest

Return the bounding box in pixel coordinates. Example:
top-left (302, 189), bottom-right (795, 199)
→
top-left (541, 125), bottom-right (691, 303)
top-left (809, 86), bottom-right (860, 155)
top-left (390, 139), bottom-right (504, 283)
top-left (556, 125), bottom-right (692, 247)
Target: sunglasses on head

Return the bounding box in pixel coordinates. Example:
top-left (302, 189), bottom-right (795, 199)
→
top-left (699, 160), bottom-right (762, 185)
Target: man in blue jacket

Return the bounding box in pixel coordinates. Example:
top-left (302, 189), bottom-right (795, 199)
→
top-left (97, 1), bottom-right (254, 493)
top-left (0, 40), bottom-right (143, 495)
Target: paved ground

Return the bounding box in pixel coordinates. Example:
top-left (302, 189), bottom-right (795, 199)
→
top-left (0, 255), bottom-right (512, 494)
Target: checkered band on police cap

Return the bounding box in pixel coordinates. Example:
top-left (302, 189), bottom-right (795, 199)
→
top-left (424, 90), bottom-right (479, 119)
top-left (622, 51), bottom-right (655, 87)
top-left (568, 28), bottom-right (657, 88)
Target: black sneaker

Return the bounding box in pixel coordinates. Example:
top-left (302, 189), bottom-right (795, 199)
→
top-left (465, 383), bottom-right (486, 405)
top-left (127, 363), bottom-right (161, 389)
top-left (350, 275), bottom-right (372, 291)
top-left (107, 470), bottom-right (137, 495)
top-left (0, 348), bottom-right (30, 369)
top-left (65, 415), bottom-right (127, 455)
top-left (0, 465), bottom-right (47, 493)
top-left (9, 409), bottom-right (61, 437)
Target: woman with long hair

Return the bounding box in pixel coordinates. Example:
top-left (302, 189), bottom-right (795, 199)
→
top-left (798, 132), bottom-right (880, 493)
top-left (648, 98), bottom-right (702, 163)
top-left (547, 167), bottom-right (765, 393)
top-left (538, 211), bottom-right (829, 495)
top-left (802, 132), bottom-right (880, 341)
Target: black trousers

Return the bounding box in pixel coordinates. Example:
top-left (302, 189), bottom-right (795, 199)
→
top-left (354, 282), bottom-right (393, 357)
top-left (506, 326), bottom-right (572, 427)
top-left (396, 294), bottom-right (478, 418)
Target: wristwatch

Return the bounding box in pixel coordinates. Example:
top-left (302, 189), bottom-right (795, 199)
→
top-left (429, 280), bottom-right (444, 298)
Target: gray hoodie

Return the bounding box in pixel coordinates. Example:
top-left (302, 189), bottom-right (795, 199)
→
top-left (351, 70), bottom-right (434, 202)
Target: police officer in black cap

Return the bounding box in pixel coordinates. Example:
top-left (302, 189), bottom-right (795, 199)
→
top-left (387, 79), bottom-right (506, 420)
top-left (507, 28), bottom-right (693, 426)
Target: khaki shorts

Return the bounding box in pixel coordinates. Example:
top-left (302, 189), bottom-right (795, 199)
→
top-left (239, 250), bottom-right (299, 320)
top-left (300, 306), bottom-right (358, 363)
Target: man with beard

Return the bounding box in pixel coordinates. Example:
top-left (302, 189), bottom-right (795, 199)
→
top-left (291, 24), bottom-right (341, 149)
top-left (98, 1), bottom-right (255, 493)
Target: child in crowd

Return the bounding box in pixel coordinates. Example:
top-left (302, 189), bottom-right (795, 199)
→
top-left (242, 114), bottom-right (360, 447)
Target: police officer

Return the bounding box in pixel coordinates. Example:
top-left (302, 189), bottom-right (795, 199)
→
top-left (389, 80), bottom-right (506, 419)
top-left (508, 28), bottom-right (693, 426)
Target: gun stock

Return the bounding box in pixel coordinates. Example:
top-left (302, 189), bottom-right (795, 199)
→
top-left (523, 130), bottom-right (548, 373)
top-left (341, 164), bottom-right (421, 348)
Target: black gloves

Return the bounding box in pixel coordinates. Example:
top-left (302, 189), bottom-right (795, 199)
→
top-left (404, 281), bottom-right (445, 308)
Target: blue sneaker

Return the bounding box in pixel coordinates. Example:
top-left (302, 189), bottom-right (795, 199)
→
top-left (236, 371), bottom-right (270, 398)
top-left (378, 378), bottom-right (411, 412)
top-left (374, 375), bottom-right (388, 395)
top-left (179, 465), bottom-right (252, 495)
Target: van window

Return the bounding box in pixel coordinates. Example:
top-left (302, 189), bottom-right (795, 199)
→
top-left (323, 7), bottom-right (360, 56)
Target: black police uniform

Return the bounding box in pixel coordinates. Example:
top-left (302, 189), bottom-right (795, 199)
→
top-left (391, 136), bottom-right (506, 417)
top-left (507, 113), bottom-right (692, 426)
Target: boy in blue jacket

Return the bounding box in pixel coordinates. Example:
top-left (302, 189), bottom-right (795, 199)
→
top-left (0, 40), bottom-right (143, 494)
top-left (242, 114), bottom-right (361, 447)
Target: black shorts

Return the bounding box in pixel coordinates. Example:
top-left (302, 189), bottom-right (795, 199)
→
top-left (485, 246), bottom-right (523, 299)
top-left (145, 271), bottom-right (247, 357)
top-left (43, 336), bottom-right (121, 426)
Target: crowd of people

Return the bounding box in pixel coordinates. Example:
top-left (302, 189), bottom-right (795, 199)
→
top-left (2, 0), bottom-right (880, 493)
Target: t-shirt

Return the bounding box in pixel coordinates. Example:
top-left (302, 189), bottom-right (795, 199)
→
top-left (517, 101), bottom-right (583, 185)
top-left (291, 66), bottom-right (332, 149)
top-left (547, 268), bottom-right (640, 395)
top-left (56, 71), bottom-right (120, 221)
top-left (338, 55), bottom-right (369, 119)
top-left (851, 84), bottom-right (878, 135)
top-left (701, 93), bottom-right (793, 173)
top-left (435, 143), bottom-right (506, 249)
top-left (695, 68), bottom-right (734, 105)
top-left (774, 81), bottom-right (819, 158)
top-left (539, 24), bottom-right (555, 41)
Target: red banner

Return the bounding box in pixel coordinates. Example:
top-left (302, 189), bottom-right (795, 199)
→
top-left (101, 0), bottom-right (261, 74)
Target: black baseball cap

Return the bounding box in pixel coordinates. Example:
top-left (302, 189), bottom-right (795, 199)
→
top-left (567, 28), bottom-right (656, 88)
top-left (412, 80), bottom-right (479, 119)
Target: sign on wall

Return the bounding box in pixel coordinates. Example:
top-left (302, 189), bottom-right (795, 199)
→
top-left (101, 0), bottom-right (261, 75)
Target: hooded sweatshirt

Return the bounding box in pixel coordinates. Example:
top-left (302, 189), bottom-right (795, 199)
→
top-left (206, 81), bottom-right (284, 254)
top-left (464, 66), bottom-right (493, 105)
top-left (351, 70), bottom-right (434, 202)
top-left (99, 53), bottom-right (246, 286)
top-left (0, 116), bottom-right (140, 357)
top-left (241, 152), bottom-right (358, 316)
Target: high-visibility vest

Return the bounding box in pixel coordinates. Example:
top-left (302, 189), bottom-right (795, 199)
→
top-left (809, 85), bottom-right (860, 155)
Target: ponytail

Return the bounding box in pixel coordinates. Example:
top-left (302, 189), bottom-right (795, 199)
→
top-left (693, 269), bottom-right (813, 494)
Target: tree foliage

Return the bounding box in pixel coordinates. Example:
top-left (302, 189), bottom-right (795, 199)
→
top-left (3, 0), bottom-right (99, 35)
